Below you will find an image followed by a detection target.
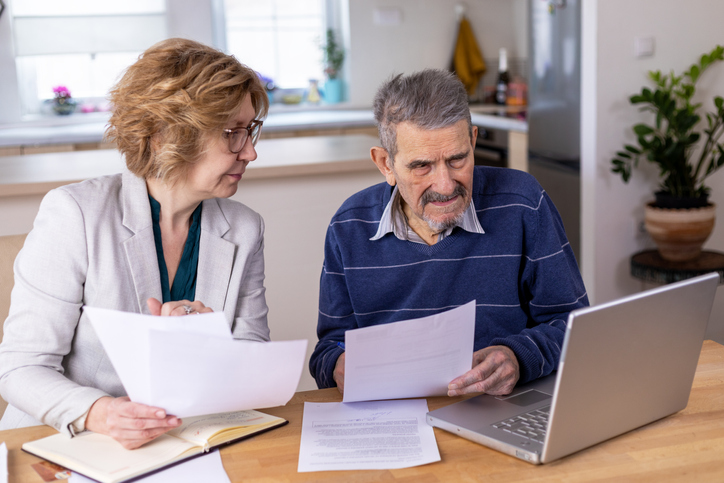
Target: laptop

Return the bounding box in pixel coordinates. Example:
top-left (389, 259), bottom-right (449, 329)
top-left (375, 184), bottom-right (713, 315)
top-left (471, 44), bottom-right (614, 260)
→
top-left (427, 272), bottom-right (720, 464)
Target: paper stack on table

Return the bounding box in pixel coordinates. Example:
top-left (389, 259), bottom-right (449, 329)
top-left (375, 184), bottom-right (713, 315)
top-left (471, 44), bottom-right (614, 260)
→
top-left (299, 399), bottom-right (440, 472)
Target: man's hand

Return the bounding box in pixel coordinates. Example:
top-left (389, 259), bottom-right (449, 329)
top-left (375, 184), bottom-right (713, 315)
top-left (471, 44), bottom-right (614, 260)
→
top-left (447, 345), bottom-right (520, 397)
top-left (86, 397), bottom-right (182, 449)
top-left (333, 352), bottom-right (346, 395)
top-left (147, 298), bottom-right (213, 316)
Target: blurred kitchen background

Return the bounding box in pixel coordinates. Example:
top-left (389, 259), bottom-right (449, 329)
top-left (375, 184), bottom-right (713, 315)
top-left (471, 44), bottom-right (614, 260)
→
top-left (1, 0), bottom-right (723, 359)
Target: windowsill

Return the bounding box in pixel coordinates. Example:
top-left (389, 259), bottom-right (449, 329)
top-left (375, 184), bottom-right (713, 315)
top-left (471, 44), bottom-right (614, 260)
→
top-left (3, 102), bottom-right (370, 130)
top-left (0, 108), bottom-right (376, 148)
top-left (267, 101), bottom-right (362, 113)
top-left (7, 111), bottom-right (111, 130)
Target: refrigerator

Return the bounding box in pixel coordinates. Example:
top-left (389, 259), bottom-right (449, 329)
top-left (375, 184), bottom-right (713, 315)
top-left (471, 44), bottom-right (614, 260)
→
top-left (527, 0), bottom-right (581, 262)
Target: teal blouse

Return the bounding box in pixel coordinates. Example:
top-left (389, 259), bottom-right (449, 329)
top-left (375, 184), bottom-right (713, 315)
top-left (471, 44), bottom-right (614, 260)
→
top-left (149, 196), bottom-right (202, 303)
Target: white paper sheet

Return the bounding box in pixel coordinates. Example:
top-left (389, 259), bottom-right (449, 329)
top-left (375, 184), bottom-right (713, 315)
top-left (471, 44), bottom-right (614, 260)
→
top-left (149, 331), bottom-right (307, 416)
top-left (84, 307), bottom-right (233, 403)
top-left (298, 399), bottom-right (440, 472)
top-left (0, 442), bottom-right (7, 483)
top-left (69, 450), bottom-right (231, 483)
top-left (85, 306), bottom-right (307, 417)
top-left (342, 301), bottom-right (476, 403)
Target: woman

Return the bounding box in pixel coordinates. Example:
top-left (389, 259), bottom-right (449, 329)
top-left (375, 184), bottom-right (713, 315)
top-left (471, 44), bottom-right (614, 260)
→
top-left (0, 38), bottom-right (270, 449)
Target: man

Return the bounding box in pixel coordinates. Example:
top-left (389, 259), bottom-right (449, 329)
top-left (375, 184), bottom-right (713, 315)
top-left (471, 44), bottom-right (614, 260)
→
top-left (309, 69), bottom-right (588, 397)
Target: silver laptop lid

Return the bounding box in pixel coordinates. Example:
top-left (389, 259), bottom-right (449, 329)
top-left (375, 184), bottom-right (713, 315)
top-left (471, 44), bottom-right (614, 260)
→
top-left (541, 272), bottom-right (719, 463)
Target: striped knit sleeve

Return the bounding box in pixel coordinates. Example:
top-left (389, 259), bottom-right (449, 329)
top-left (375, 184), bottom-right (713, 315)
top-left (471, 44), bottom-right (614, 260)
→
top-left (309, 224), bottom-right (355, 388)
top-left (490, 190), bottom-right (589, 384)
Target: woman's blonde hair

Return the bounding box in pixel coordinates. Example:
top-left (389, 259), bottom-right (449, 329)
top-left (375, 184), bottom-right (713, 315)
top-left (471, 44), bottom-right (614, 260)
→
top-left (106, 38), bottom-right (268, 182)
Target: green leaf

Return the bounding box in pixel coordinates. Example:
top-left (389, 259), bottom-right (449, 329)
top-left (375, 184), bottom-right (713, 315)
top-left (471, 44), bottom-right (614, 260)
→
top-left (689, 65), bottom-right (700, 83)
top-left (715, 96), bottom-right (724, 110)
top-left (616, 151), bottom-right (632, 159)
top-left (633, 124), bottom-right (654, 136)
top-left (713, 45), bottom-right (724, 60)
top-left (680, 84), bottom-right (695, 99)
top-left (625, 145), bottom-right (642, 154)
top-left (653, 90), bottom-right (663, 105)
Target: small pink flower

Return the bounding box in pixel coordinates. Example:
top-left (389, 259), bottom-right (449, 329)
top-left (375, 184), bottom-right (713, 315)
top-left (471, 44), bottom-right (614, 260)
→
top-left (53, 85), bottom-right (71, 98)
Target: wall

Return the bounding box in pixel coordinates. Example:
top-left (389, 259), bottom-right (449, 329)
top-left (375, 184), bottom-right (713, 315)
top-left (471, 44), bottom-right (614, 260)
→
top-left (581, 0), bottom-right (724, 339)
top-left (0, 0), bottom-right (21, 124)
top-left (346, 0), bottom-right (528, 107)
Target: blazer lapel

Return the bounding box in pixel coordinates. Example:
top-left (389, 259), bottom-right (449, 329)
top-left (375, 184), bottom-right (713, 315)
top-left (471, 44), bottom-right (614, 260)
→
top-left (195, 198), bottom-right (235, 317)
top-left (120, 172), bottom-right (163, 313)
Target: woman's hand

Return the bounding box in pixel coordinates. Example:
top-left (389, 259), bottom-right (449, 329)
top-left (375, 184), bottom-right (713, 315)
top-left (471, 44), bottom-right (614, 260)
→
top-left (85, 397), bottom-right (182, 449)
top-left (146, 298), bottom-right (213, 316)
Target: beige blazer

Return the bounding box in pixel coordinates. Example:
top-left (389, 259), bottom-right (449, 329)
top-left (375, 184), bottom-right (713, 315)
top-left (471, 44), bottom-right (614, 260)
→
top-left (0, 172), bottom-right (270, 435)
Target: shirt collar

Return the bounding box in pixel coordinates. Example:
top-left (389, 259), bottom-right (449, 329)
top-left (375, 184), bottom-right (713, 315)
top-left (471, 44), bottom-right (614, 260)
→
top-left (370, 185), bottom-right (484, 243)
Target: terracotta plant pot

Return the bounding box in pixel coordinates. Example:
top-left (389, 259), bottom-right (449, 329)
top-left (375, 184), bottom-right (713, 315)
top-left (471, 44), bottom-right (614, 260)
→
top-left (644, 202), bottom-right (716, 262)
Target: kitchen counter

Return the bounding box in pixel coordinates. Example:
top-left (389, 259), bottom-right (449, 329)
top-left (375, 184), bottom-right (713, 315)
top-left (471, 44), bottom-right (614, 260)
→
top-left (469, 104), bottom-right (528, 133)
top-left (0, 134), bottom-right (379, 197)
top-left (0, 106), bottom-right (526, 149)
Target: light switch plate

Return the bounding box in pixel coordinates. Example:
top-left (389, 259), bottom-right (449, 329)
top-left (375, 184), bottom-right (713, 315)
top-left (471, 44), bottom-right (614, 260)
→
top-left (373, 7), bottom-right (403, 26)
top-left (635, 37), bottom-right (655, 58)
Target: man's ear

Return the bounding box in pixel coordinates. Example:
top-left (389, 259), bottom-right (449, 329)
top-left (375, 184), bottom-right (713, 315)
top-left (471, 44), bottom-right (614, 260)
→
top-left (471, 125), bottom-right (478, 148)
top-left (370, 147), bottom-right (396, 186)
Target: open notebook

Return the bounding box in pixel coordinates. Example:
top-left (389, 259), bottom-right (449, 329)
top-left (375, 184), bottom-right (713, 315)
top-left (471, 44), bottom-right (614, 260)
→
top-left (23, 409), bottom-right (287, 483)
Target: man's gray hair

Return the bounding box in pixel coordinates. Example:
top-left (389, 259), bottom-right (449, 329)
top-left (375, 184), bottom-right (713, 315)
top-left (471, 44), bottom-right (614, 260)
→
top-left (373, 69), bottom-right (472, 162)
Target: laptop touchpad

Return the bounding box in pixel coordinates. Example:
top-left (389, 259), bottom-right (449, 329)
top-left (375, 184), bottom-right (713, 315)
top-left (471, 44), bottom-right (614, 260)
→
top-left (496, 390), bottom-right (550, 407)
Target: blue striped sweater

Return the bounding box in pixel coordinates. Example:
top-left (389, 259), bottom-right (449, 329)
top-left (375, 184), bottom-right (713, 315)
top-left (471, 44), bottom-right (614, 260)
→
top-left (310, 166), bottom-right (589, 389)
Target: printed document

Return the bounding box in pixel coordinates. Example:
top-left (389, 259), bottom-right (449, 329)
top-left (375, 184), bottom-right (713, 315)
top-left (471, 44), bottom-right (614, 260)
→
top-left (298, 399), bottom-right (440, 472)
top-left (342, 301), bottom-right (476, 402)
top-left (84, 306), bottom-right (307, 417)
top-left (0, 442), bottom-right (6, 483)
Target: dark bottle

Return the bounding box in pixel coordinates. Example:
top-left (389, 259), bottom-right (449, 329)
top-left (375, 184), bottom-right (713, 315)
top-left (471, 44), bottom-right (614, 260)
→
top-left (495, 48), bottom-right (510, 105)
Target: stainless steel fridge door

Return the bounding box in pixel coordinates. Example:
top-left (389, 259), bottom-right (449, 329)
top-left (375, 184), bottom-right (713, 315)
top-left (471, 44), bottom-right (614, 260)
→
top-left (528, 0), bottom-right (581, 162)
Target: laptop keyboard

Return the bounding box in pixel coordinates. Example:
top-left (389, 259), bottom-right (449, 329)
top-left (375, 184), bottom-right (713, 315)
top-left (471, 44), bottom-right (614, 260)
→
top-left (491, 406), bottom-right (550, 443)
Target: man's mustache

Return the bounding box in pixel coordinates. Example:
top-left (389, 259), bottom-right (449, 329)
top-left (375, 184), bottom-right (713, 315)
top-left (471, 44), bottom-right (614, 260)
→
top-left (420, 184), bottom-right (467, 207)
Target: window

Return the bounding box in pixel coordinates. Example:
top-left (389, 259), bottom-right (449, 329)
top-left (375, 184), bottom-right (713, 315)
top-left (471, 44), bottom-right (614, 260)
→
top-left (223, 0), bottom-right (325, 90)
top-left (12, 0), bottom-right (167, 115)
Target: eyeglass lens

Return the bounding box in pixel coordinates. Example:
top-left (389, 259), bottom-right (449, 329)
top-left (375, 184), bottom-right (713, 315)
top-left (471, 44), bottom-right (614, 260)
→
top-left (227, 121), bottom-right (262, 154)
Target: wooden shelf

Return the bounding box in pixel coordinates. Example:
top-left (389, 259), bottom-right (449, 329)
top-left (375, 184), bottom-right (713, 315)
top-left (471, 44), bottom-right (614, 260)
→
top-left (630, 249), bottom-right (724, 285)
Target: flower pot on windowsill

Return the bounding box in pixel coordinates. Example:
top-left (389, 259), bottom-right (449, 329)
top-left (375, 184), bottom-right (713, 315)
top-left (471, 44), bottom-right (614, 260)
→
top-left (644, 197), bottom-right (716, 262)
top-left (53, 99), bottom-right (77, 115)
top-left (323, 78), bottom-right (344, 104)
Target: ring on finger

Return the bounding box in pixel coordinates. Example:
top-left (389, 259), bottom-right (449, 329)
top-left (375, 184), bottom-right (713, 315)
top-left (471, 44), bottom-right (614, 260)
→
top-left (182, 304), bottom-right (194, 315)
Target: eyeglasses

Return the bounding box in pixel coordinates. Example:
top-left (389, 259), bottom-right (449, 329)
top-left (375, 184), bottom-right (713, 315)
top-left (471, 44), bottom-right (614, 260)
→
top-left (222, 119), bottom-right (263, 154)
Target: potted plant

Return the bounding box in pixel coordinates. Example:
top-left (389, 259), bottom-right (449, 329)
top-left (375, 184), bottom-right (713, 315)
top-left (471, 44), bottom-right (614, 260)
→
top-left (321, 29), bottom-right (345, 104)
top-left (52, 85), bottom-right (76, 115)
top-left (611, 45), bottom-right (724, 261)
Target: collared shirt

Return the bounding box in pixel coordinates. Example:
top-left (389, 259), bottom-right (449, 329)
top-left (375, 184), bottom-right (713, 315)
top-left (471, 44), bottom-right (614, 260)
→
top-left (370, 185), bottom-right (485, 244)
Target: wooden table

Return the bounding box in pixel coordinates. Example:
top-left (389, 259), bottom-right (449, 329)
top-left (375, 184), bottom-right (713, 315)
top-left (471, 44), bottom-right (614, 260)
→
top-left (4, 341), bottom-right (724, 482)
